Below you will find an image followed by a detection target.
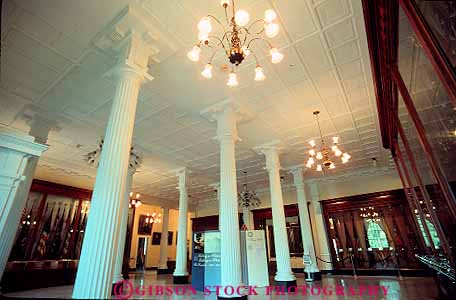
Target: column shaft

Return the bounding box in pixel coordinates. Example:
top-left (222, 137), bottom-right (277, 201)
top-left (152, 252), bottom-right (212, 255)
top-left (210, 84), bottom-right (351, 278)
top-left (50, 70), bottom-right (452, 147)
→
top-left (174, 169), bottom-right (188, 282)
top-left (72, 68), bottom-right (143, 299)
top-left (309, 182), bottom-right (332, 270)
top-left (112, 167), bottom-right (135, 283)
top-left (264, 152), bottom-right (295, 283)
top-left (295, 183), bottom-right (320, 275)
top-left (158, 207), bottom-right (170, 271)
top-left (219, 136), bottom-right (243, 295)
top-left (0, 131), bottom-right (47, 281)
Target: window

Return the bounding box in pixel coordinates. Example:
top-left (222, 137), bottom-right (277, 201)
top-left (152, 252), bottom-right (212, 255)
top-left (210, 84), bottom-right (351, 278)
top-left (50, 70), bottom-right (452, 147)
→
top-left (366, 220), bottom-right (389, 249)
top-left (416, 216), bottom-right (441, 249)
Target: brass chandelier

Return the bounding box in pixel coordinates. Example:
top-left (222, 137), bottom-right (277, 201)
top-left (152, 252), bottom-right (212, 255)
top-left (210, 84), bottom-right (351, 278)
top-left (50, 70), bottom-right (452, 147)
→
top-left (305, 111), bottom-right (351, 171)
top-left (187, 0), bottom-right (284, 86)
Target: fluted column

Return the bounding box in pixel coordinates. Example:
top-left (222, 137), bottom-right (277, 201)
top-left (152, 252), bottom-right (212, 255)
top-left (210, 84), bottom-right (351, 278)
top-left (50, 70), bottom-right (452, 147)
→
top-left (201, 99), bottom-right (252, 299)
top-left (256, 142), bottom-right (296, 288)
top-left (290, 167), bottom-right (321, 280)
top-left (242, 206), bottom-right (254, 230)
top-left (308, 181), bottom-right (332, 270)
top-left (158, 207), bottom-right (170, 274)
top-left (112, 159), bottom-right (138, 283)
top-left (173, 167), bottom-right (189, 283)
top-left (72, 33), bottom-right (153, 299)
top-left (0, 129), bottom-right (48, 281)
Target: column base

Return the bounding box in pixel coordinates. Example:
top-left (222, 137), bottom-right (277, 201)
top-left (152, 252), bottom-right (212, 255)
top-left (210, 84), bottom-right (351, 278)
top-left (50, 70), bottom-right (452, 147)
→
top-left (217, 295), bottom-right (248, 300)
top-left (274, 280), bottom-right (297, 292)
top-left (157, 268), bottom-right (172, 275)
top-left (304, 271), bottom-right (322, 281)
top-left (173, 275), bottom-right (189, 284)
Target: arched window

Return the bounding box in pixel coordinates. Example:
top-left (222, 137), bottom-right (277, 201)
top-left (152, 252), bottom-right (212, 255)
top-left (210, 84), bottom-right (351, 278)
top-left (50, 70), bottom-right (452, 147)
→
top-left (366, 220), bottom-right (389, 248)
top-left (416, 216), bottom-right (441, 249)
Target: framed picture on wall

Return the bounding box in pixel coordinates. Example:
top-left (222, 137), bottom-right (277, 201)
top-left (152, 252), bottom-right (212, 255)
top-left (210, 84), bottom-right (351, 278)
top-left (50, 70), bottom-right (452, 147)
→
top-left (152, 232), bottom-right (161, 245)
top-left (138, 215), bottom-right (153, 235)
top-left (168, 231), bottom-right (173, 245)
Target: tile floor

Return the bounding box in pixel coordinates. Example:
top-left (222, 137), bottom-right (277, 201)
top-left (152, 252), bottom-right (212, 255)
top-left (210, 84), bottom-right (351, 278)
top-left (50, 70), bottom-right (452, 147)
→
top-left (3, 271), bottom-right (438, 299)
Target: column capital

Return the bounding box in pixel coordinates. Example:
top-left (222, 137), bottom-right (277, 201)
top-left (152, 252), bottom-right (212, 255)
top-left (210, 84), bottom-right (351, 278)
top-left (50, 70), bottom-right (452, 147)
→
top-left (286, 165), bottom-right (306, 187)
top-left (200, 98), bottom-right (253, 143)
top-left (0, 128), bottom-right (48, 157)
top-left (18, 107), bottom-right (67, 144)
top-left (253, 140), bottom-right (284, 171)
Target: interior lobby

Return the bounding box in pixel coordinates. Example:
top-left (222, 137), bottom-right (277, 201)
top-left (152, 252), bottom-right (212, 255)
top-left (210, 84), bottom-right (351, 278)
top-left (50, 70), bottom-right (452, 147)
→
top-left (0, 0), bottom-right (455, 299)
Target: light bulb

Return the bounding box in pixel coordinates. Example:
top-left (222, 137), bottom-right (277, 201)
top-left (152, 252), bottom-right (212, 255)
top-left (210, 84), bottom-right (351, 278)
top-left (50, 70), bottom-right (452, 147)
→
top-left (270, 48), bottom-right (283, 64)
top-left (316, 164), bottom-right (323, 172)
top-left (227, 72), bottom-right (239, 87)
top-left (198, 17), bottom-right (212, 34)
top-left (332, 136), bottom-right (339, 144)
top-left (129, 192), bottom-right (133, 197)
top-left (265, 22), bottom-right (279, 38)
top-left (335, 149), bottom-right (342, 157)
top-left (331, 145), bottom-right (338, 152)
top-left (201, 63), bottom-right (213, 79)
top-left (306, 162), bottom-right (312, 168)
top-left (308, 157), bottom-right (315, 165)
top-left (341, 157), bottom-right (349, 164)
top-left (329, 163), bottom-right (335, 169)
top-left (198, 31), bottom-right (209, 41)
top-left (316, 152), bottom-right (323, 160)
top-left (309, 149), bottom-right (316, 156)
top-left (220, 0), bottom-right (229, 7)
top-left (235, 10), bottom-right (250, 26)
top-left (343, 153), bottom-right (351, 160)
top-left (264, 9), bottom-right (277, 22)
top-left (254, 66), bottom-right (266, 81)
top-left (187, 46), bottom-right (201, 61)
top-left (309, 140), bottom-right (316, 147)
top-left (152, 212), bottom-right (156, 217)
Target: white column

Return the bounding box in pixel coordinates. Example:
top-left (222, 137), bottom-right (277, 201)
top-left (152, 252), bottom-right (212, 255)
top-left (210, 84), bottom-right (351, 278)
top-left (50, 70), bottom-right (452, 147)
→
top-left (201, 99), bottom-right (252, 298)
top-left (256, 142), bottom-right (296, 285)
top-left (158, 207), bottom-right (170, 272)
top-left (242, 207), bottom-right (254, 230)
top-left (173, 167), bottom-right (189, 283)
top-left (72, 33), bottom-right (153, 299)
top-left (290, 168), bottom-right (320, 277)
top-left (308, 181), bottom-right (332, 270)
top-left (112, 161), bottom-right (137, 283)
top-left (0, 129), bottom-right (47, 280)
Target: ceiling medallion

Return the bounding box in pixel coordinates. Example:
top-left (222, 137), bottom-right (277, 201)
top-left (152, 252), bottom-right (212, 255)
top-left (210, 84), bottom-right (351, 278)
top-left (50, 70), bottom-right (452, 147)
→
top-left (305, 111), bottom-right (351, 172)
top-left (187, 0), bottom-right (283, 86)
top-left (238, 172), bottom-right (261, 208)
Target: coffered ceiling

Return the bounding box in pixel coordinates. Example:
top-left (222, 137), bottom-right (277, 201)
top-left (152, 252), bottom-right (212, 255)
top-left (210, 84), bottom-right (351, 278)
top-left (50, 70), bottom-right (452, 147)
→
top-left (0, 0), bottom-right (394, 204)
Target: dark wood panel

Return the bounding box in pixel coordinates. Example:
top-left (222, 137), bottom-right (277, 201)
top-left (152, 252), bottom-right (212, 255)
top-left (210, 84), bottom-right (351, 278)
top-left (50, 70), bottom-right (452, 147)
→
top-left (31, 179), bottom-right (92, 200)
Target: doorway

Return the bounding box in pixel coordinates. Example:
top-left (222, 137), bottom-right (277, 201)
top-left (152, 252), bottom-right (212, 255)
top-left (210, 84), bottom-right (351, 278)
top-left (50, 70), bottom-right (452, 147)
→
top-left (136, 237), bottom-right (148, 271)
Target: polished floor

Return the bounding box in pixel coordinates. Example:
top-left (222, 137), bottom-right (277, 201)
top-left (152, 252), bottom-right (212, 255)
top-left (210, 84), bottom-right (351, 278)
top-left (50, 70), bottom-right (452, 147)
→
top-left (3, 271), bottom-right (438, 299)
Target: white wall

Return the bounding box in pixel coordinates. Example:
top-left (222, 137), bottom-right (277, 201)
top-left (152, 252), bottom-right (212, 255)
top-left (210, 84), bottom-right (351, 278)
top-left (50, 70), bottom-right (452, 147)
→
top-left (129, 204), bottom-right (193, 269)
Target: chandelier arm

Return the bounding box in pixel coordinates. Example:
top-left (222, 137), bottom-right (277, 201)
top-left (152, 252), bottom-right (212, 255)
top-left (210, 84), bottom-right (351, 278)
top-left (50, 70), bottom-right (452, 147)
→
top-left (224, 5), bottom-right (230, 24)
top-left (246, 37), bottom-right (273, 49)
top-left (245, 19), bottom-right (266, 35)
top-left (207, 35), bottom-right (227, 50)
top-left (250, 48), bottom-right (260, 66)
top-left (206, 14), bottom-right (228, 32)
top-left (208, 47), bottom-right (224, 63)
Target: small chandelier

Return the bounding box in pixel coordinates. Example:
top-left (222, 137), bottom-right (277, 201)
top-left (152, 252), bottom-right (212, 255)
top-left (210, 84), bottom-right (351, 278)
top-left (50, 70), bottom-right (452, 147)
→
top-left (129, 192), bottom-right (142, 208)
top-left (85, 140), bottom-right (141, 169)
top-left (238, 172), bottom-right (261, 208)
top-left (145, 212), bottom-right (162, 224)
top-left (305, 110), bottom-right (351, 171)
top-left (187, 0), bottom-right (283, 86)
top-left (360, 206), bottom-right (380, 222)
